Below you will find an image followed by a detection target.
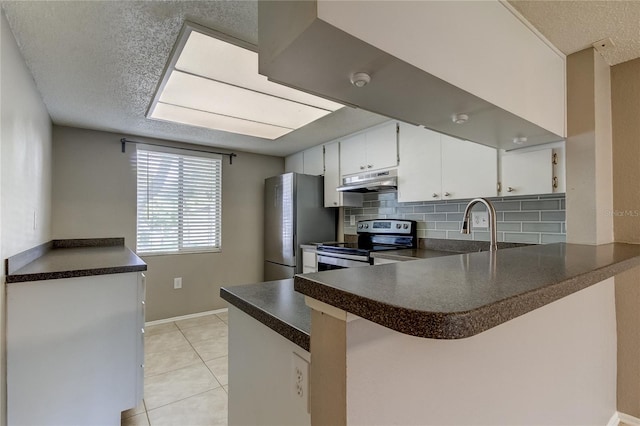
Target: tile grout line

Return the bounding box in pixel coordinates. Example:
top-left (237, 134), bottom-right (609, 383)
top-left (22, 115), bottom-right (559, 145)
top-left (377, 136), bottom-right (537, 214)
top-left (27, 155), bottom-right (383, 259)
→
top-left (141, 315), bottom-right (228, 418)
top-left (143, 399), bottom-right (151, 426)
top-left (143, 320), bottom-right (226, 414)
top-left (176, 316), bottom-right (227, 389)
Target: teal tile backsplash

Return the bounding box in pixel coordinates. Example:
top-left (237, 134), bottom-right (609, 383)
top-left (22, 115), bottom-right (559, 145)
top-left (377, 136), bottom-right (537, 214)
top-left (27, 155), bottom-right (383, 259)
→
top-left (344, 192), bottom-right (566, 244)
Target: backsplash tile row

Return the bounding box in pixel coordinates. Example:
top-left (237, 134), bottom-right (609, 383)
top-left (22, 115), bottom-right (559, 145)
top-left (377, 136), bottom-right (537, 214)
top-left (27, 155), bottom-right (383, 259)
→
top-left (344, 192), bottom-right (566, 244)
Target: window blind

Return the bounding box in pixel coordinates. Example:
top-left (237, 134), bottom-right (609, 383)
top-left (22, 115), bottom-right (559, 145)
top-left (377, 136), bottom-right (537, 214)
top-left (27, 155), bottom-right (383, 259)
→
top-left (136, 146), bottom-right (222, 255)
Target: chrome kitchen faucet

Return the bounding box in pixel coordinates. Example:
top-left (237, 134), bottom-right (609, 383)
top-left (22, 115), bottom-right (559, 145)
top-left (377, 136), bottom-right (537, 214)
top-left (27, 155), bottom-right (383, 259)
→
top-left (461, 198), bottom-right (498, 252)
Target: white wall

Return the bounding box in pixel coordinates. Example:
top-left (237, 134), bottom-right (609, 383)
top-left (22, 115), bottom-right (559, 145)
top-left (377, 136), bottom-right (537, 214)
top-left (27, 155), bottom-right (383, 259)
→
top-left (228, 306), bottom-right (310, 426)
top-left (51, 126), bottom-right (284, 320)
top-left (346, 278), bottom-right (617, 425)
top-left (0, 10), bottom-right (53, 426)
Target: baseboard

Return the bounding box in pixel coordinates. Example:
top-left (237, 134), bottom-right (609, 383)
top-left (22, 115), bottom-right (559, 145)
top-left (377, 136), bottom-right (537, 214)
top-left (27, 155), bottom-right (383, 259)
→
top-left (618, 412), bottom-right (640, 426)
top-left (145, 307), bottom-right (228, 326)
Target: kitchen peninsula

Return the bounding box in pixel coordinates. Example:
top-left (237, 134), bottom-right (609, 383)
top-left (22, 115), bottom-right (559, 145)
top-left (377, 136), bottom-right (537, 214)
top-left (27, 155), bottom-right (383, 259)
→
top-left (223, 242), bottom-right (640, 425)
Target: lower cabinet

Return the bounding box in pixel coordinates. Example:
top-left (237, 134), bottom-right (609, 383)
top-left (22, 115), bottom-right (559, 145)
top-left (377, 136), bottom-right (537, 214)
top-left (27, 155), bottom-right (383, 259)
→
top-left (373, 258), bottom-right (400, 265)
top-left (302, 249), bottom-right (318, 273)
top-left (7, 272), bottom-right (145, 425)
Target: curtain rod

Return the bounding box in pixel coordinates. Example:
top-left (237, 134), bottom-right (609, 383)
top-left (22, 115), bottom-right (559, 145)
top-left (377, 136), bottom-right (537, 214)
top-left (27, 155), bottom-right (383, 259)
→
top-left (120, 138), bottom-right (237, 165)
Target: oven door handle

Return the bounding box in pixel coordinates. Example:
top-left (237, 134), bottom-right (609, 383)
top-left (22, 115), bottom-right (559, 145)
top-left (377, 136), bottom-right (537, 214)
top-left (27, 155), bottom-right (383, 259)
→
top-left (317, 254), bottom-right (370, 269)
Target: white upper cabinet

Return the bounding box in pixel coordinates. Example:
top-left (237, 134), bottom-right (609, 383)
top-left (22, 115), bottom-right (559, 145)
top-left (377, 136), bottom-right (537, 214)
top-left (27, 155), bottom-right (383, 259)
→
top-left (303, 145), bottom-right (324, 176)
top-left (398, 125), bottom-right (498, 202)
top-left (440, 135), bottom-right (498, 200)
top-left (340, 122), bottom-right (397, 176)
top-left (362, 122), bottom-right (398, 172)
top-left (501, 149), bottom-right (553, 196)
top-left (316, 0), bottom-right (565, 138)
top-left (397, 124), bottom-right (441, 203)
top-left (259, 1), bottom-right (565, 150)
top-left (324, 142), bottom-right (362, 208)
top-left (340, 133), bottom-right (367, 176)
top-left (285, 152), bottom-right (304, 174)
top-left (285, 145), bottom-right (324, 176)
top-left (499, 143), bottom-right (565, 196)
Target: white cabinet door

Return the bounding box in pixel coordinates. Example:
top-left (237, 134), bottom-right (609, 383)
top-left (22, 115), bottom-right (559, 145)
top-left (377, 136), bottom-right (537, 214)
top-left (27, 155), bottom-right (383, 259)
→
top-left (285, 152), bottom-right (304, 173)
top-left (397, 124), bottom-right (442, 203)
top-left (441, 135), bottom-right (498, 200)
top-left (7, 273), bottom-right (141, 425)
top-left (501, 148), bottom-right (553, 196)
top-left (340, 133), bottom-right (367, 175)
top-left (302, 250), bottom-right (317, 273)
top-left (303, 145), bottom-right (324, 176)
top-left (324, 142), bottom-right (362, 207)
top-left (324, 142), bottom-right (341, 207)
top-left (365, 122), bottom-right (398, 171)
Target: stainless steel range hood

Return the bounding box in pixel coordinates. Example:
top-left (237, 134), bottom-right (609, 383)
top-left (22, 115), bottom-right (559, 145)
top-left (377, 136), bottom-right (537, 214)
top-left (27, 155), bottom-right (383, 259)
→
top-left (337, 169), bottom-right (397, 193)
top-left (257, 1), bottom-right (564, 151)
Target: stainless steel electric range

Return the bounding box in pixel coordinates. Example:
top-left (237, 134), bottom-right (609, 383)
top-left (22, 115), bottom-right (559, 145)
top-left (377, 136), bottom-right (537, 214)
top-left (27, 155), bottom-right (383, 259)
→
top-left (316, 219), bottom-right (417, 270)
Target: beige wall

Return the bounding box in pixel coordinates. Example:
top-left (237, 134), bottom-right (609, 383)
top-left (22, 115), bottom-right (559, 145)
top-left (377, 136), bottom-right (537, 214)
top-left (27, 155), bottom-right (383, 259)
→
top-left (611, 57), bottom-right (640, 417)
top-left (52, 126), bottom-right (283, 320)
top-left (565, 48), bottom-right (613, 245)
top-left (1, 10), bottom-right (53, 426)
top-left (611, 58), bottom-right (640, 244)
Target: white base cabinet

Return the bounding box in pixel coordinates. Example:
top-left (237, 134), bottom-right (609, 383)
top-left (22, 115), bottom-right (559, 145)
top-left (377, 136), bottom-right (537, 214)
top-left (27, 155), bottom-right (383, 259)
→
top-left (302, 249), bottom-right (317, 273)
top-left (7, 272), bottom-right (145, 426)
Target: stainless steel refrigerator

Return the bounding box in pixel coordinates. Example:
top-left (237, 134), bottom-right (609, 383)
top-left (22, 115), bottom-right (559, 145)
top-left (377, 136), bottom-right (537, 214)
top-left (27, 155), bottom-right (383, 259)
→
top-left (264, 173), bottom-right (336, 281)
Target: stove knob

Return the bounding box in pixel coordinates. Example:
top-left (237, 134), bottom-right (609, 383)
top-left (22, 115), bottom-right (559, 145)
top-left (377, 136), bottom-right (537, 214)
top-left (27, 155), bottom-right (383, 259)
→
top-left (403, 224), bottom-right (409, 229)
top-left (396, 224), bottom-right (401, 229)
top-left (364, 224), bottom-right (369, 229)
top-left (358, 224), bottom-right (363, 229)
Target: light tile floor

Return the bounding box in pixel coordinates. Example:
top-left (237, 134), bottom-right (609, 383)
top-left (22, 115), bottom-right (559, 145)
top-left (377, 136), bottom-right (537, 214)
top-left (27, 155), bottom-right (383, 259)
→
top-left (122, 312), bottom-right (229, 426)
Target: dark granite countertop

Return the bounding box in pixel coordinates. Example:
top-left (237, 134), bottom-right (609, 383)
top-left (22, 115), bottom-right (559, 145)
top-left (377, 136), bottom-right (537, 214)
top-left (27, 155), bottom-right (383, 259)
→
top-left (371, 248), bottom-right (460, 261)
top-left (6, 238), bottom-right (147, 283)
top-left (295, 243), bottom-right (640, 339)
top-left (221, 279), bottom-right (310, 351)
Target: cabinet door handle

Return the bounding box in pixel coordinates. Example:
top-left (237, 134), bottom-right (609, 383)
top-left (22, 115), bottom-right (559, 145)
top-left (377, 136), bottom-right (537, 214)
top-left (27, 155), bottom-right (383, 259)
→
top-left (432, 193), bottom-right (439, 198)
top-left (360, 166), bottom-right (365, 170)
top-left (367, 164), bottom-right (373, 168)
top-left (507, 187), bottom-right (515, 193)
top-left (333, 202), bottom-right (337, 206)
top-left (444, 192), bottom-right (451, 197)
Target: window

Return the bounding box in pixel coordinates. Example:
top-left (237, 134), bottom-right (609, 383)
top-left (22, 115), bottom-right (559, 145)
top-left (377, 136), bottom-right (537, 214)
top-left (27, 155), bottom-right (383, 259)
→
top-left (136, 145), bottom-right (222, 255)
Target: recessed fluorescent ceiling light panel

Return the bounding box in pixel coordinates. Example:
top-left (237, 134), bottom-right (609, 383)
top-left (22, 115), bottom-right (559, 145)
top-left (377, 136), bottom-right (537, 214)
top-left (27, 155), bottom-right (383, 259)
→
top-left (148, 24), bottom-right (343, 140)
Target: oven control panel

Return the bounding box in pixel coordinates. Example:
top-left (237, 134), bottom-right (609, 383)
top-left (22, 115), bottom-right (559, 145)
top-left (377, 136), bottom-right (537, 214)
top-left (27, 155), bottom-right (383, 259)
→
top-left (357, 219), bottom-right (415, 234)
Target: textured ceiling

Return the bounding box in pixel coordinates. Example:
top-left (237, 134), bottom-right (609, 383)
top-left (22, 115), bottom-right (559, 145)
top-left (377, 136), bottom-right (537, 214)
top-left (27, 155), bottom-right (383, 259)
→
top-left (509, 0), bottom-right (640, 65)
top-left (8, 1), bottom-right (639, 157)
top-left (1, 1), bottom-right (388, 157)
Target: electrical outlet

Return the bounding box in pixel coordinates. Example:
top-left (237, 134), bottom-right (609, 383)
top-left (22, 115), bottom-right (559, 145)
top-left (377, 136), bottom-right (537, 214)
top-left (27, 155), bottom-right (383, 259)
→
top-left (173, 277), bottom-right (182, 289)
top-left (472, 211), bottom-right (489, 228)
top-left (350, 215), bottom-right (356, 226)
top-left (292, 352), bottom-right (309, 412)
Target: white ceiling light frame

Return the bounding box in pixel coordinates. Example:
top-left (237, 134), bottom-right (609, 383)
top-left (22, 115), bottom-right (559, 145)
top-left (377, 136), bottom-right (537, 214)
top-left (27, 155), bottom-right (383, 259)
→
top-left (147, 22), bottom-right (343, 140)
